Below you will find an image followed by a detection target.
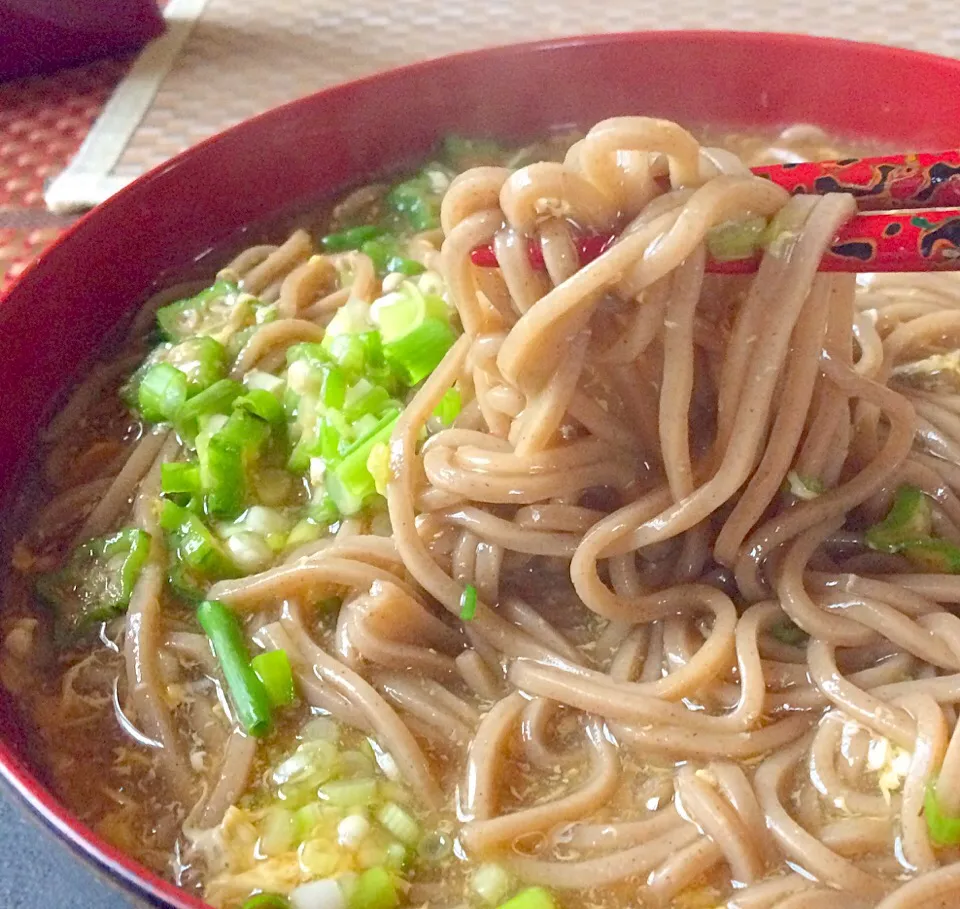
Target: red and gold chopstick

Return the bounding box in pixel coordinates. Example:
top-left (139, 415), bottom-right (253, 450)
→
top-left (470, 150), bottom-right (960, 275)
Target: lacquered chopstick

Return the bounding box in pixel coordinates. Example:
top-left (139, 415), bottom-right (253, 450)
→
top-left (469, 150), bottom-right (960, 275)
top-left (470, 208), bottom-right (960, 274)
top-left (752, 149), bottom-right (960, 211)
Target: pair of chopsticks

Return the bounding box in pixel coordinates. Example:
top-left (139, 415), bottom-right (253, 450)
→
top-left (470, 150), bottom-right (960, 274)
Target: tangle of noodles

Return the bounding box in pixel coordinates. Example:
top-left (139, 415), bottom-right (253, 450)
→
top-left (6, 120), bottom-right (960, 909)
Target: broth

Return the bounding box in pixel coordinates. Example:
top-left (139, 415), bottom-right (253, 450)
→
top-left (2, 121), bottom-right (955, 909)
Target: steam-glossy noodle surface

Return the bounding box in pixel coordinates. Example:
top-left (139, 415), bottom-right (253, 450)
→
top-left (6, 120), bottom-right (960, 909)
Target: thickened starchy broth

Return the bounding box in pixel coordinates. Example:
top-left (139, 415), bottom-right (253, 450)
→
top-left (6, 119), bottom-right (960, 909)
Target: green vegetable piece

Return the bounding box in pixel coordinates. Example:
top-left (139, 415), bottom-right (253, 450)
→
top-left (496, 888), bottom-right (558, 909)
top-left (235, 388), bottom-right (286, 425)
top-left (286, 341), bottom-right (332, 368)
top-left (344, 383), bottom-right (392, 422)
top-left (360, 238), bottom-right (425, 277)
top-left (327, 409), bottom-right (400, 513)
top-left (383, 317), bottom-right (456, 386)
top-left (252, 649), bottom-right (296, 707)
top-left (387, 174), bottom-right (443, 232)
top-left (241, 895), bottom-right (291, 909)
top-left (770, 618), bottom-right (808, 646)
top-left (156, 279), bottom-right (240, 341)
top-left (471, 863), bottom-right (513, 906)
top-left (321, 365), bottom-right (347, 409)
top-left (706, 216), bottom-right (768, 262)
top-left (36, 529), bottom-right (151, 640)
top-left (433, 387), bottom-right (461, 426)
top-left (785, 471), bottom-right (824, 501)
top-left (902, 539), bottom-right (960, 573)
top-left (161, 461), bottom-right (202, 496)
top-left (322, 224), bottom-right (385, 252)
top-left (318, 777), bottom-right (378, 807)
top-left (175, 378), bottom-right (244, 440)
top-left (199, 410), bottom-right (271, 518)
top-left (138, 363), bottom-right (188, 423)
top-left (159, 499), bottom-right (239, 584)
top-left (197, 600), bottom-right (272, 737)
top-left (377, 802), bottom-right (420, 846)
top-left (308, 493), bottom-right (340, 525)
top-left (926, 779), bottom-right (960, 845)
top-left (460, 584), bottom-right (478, 622)
top-left (866, 485), bottom-right (933, 553)
top-left (326, 333), bottom-right (367, 377)
top-left (167, 336), bottom-right (229, 394)
top-left (350, 866), bottom-right (399, 909)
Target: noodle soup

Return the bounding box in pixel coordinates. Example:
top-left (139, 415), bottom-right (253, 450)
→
top-left (3, 119), bottom-right (958, 909)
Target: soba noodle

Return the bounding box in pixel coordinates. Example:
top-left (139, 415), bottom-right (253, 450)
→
top-left (5, 117), bottom-right (960, 909)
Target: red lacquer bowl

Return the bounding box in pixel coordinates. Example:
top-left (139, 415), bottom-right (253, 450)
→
top-left (2, 30), bottom-right (960, 909)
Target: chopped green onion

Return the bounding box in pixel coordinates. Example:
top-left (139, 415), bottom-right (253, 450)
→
top-left (326, 334), bottom-right (368, 377)
top-left (770, 618), bottom-right (808, 646)
top-left (327, 410), bottom-right (400, 513)
top-left (198, 420), bottom-right (246, 519)
top-left (156, 279), bottom-right (240, 341)
top-left (866, 485), bottom-right (932, 552)
top-left (383, 841), bottom-right (408, 871)
top-left (322, 366), bottom-right (348, 409)
top-left (495, 889), bottom-right (557, 909)
top-left (309, 493), bottom-right (340, 525)
top-left (175, 378), bottom-right (244, 440)
top-left (344, 383), bottom-right (393, 422)
top-left (370, 280), bottom-right (448, 344)
top-left (160, 499), bottom-right (239, 582)
top-left (235, 388), bottom-right (286, 425)
top-left (785, 471), bottom-right (824, 500)
top-left (377, 802), bottom-right (420, 846)
top-left (925, 779), bottom-right (960, 845)
top-left (706, 216), bottom-right (768, 262)
top-left (322, 225), bottom-right (385, 252)
top-left (387, 174), bottom-right (443, 232)
top-left (318, 778), bottom-right (378, 807)
top-left (161, 461), bottom-right (202, 496)
top-left (167, 336), bottom-right (229, 394)
top-left (460, 584), bottom-right (478, 622)
top-left (138, 363), bottom-right (188, 423)
top-left (383, 317), bottom-right (456, 385)
top-left (287, 341), bottom-right (333, 369)
top-left (360, 238), bottom-right (424, 277)
top-left (902, 539), bottom-right (960, 573)
top-left (36, 529), bottom-right (151, 640)
top-left (242, 894), bottom-right (292, 909)
top-left (433, 387), bottom-right (461, 426)
top-left (197, 599), bottom-right (272, 737)
top-left (252, 649), bottom-right (296, 707)
top-left (471, 864), bottom-right (514, 907)
top-left (244, 369), bottom-right (285, 395)
top-left (199, 409), bottom-right (270, 518)
top-left (349, 866), bottom-right (399, 909)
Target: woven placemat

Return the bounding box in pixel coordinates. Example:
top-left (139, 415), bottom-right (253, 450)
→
top-left (0, 56), bottom-right (131, 290)
top-left (44, 0), bottom-right (960, 212)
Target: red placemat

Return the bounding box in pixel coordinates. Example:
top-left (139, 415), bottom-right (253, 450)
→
top-left (0, 56), bottom-right (130, 291)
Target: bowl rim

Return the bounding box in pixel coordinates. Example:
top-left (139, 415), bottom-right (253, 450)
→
top-left (3, 27), bottom-right (960, 909)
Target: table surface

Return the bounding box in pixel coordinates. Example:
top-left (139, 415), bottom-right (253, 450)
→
top-left (0, 787), bottom-right (135, 908)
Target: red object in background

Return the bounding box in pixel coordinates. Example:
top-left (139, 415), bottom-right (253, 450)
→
top-left (0, 0), bottom-right (165, 80)
top-left (2, 30), bottom-right (960, 909)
